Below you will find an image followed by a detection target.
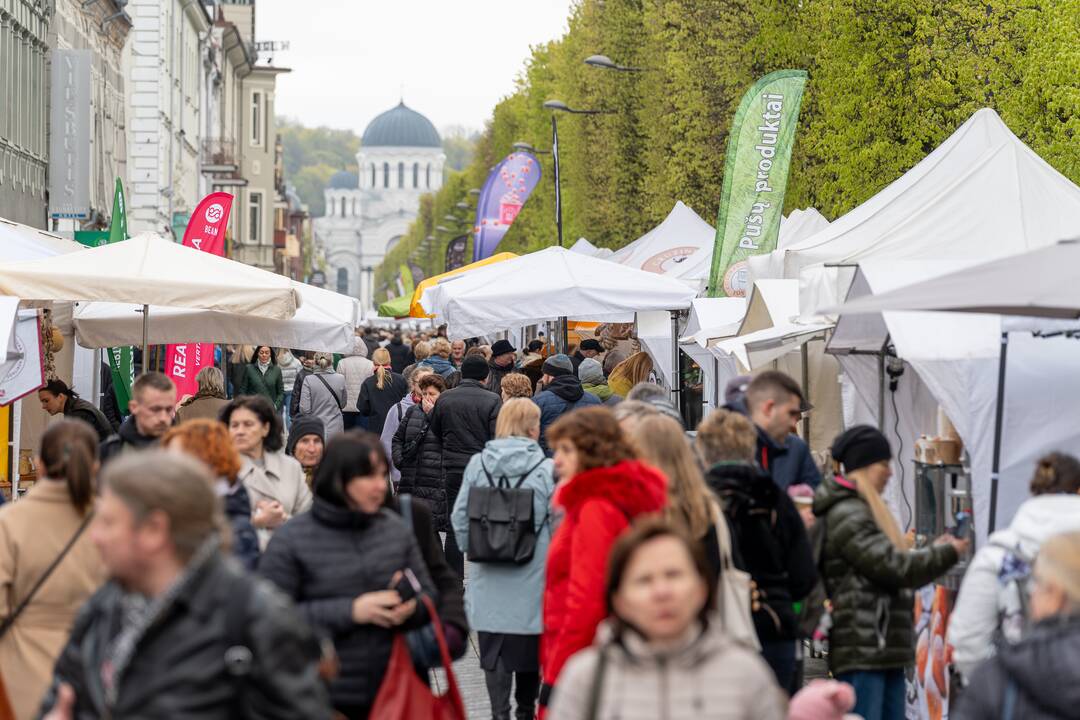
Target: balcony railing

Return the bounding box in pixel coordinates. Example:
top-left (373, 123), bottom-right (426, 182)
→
top-left (202, 139), bottom-right (237, 171)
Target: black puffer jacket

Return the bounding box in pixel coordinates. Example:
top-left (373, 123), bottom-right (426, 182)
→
top-left (64, 396), bottom-right (114, 442)
top-left (706, 462), bottom-right (817, 643)
top-left (954, 615), bottom-right (1080, 720)
top-left (428, 380), bottom-right (501, 505)
top-left (392, 404), bottom-right (447, 531)
top-left (259, 498), bottom-right (436, 710)
top-left (40, 553), bottom-right (329, 719)
top-left (813, 474), bottom-right (958, 675)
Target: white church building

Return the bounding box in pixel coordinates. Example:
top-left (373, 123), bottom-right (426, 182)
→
top-left (314, 102), bottom-right (446, 313)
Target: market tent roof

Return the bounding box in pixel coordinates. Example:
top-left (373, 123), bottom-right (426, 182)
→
top-left (0, 217), bottom-right (85, 261)
top-left (378, 295), bottom-right (412, 319)
top-left (777, 208), bottom-right (830, 249)
top-left (0, 297), bottom-right (19, 363)
top-left (825, 243), bottom-right (1080, 320)
top-left (73, 282), bottom-right (359, 353)
top-left (408, 252), bottom-right (517, 318)
top-left (0, 232), bottom-right (300, 319)
top-left (748, 108), bottom-right (1080, 314)
top-left (609, 201), bottom-right (716, 290)
top-left (420, 246), bottom-right (698, 339)
top-left (568, 238), bottom-right (613, 259)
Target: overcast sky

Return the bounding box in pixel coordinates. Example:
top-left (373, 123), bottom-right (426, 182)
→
top-left (256, 0), bottom-right (574, 135)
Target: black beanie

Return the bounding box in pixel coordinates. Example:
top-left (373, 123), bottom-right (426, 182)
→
top-left (831, 425), bottom-right (892, 473)
top-left (461, 354), bottom-right (489, 381)
top-left (286, 416), bottom-right (325, 456)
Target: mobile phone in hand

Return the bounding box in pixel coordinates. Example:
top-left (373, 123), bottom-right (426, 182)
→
top-left (394, 568), bottom-right (421, 602)
top-left (952, 511), bottom-right (971, 538)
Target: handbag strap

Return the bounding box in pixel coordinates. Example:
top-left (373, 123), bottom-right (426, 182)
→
top-left (419, 594), bottom-right (462, 699)
top-left (0, 512), bottom-right (93, 639)
top-left (313, 373), bottom-right (342, 407)
top-left (584, 646), bottom-right (610, 720)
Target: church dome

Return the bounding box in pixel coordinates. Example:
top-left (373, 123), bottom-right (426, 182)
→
top-left (328, 170), bottom-right (359, 189)
top-left (361, 102), bottom-right (441, 148)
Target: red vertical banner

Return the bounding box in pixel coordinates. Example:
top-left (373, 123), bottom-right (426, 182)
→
top-left (166, 192), bottom-right (233, 401)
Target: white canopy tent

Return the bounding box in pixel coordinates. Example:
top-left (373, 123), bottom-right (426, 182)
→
top-left (0, 217), bottom-right (85, 262)
top-left (567, 237), bottom-right (614, 259)
top-left (0, 297), bottom-right (20, 364)
top-left (826, 259), bottom-right (1080, 543)
top-left (777, 208), bottom-right (830, 249)
top-left (750, 108), bottom-right (1080, 317)
top-left (73, 281), bottom-right (360, 354)
top-left (0, 232), bottom-right (301, 320)
top-left (609, 201), bottom-right (717, 292)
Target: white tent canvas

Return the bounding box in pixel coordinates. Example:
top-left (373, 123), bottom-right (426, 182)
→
top-left (749, 108), bottom-right (1080, 317)
top-left (778, 208), bottom-right (830, 249)
top-left (0, 217), bottom-right (85, 262)
top-left (0, 232), bottom-right (300, 319)
top-left (609, 201), bottom-right (716, 291)
top-left (74, 282), bottom-right (359, 354)
top-left (568, 238), bottom-right (614, 259)
top-left (420, 246), bottom-right (697, 339)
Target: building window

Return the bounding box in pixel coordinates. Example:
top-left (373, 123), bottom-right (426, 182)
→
top-left (250, 91), bottom-right (263, 146)
top-left (397, 162), bottom-right (405, 189)
top-left (328, 197), bottom-right (335, 217)
top-left (412, 163), bottom-right (419, 188)
top-left (343, 196), bottom-right (349, 218)
top-left (337, 267), bottom-right (348, 295)
top-left (383, 162), bottom-right (390, 188)
top-left (426, 164), bottom-right (431, 189)
top-left (370, 164), bottom-right (376, 187)
top-left (249, 191), bottom-right (263, 243)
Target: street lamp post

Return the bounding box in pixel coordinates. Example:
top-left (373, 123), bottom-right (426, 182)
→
top-left (541, 99), bottom-right (614, 352)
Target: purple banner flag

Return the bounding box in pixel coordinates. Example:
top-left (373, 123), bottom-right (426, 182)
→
top-left (472, 151), bottom-right (541, 261)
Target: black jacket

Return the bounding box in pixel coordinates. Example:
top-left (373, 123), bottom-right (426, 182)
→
top-left (357, 373), bottom-right (409, 435)
top-left (99, 416), bottom-right (160, 463)
top-left (386, 495), bottom-right (468, 657)
top-left (290, 367), bottom-right (312, 416)
top-left (387, 339), bottom-right (414, 375)
top-left (392, 405), bottom-right (447, 531)
top-left (813, 474), bottom-right (958, 675)
top-left (39, 553), bottom-right (329, 719)
top-left (99, 362), bottom-right (123, 431)
top-left (259, 498), bottom-right (436, 709)
top-left (428, 380), bottom-right (501, 503)
top-left (224, 484), bottom-right (260, 571)
top-left (64, 396), bottom-right (114, 443)
top-left (705, 462), bottom-right (817, 643)
top-left (483, 360), bottom-right (517, 395)
top-left (954, 615), bottom-right (1080, 720)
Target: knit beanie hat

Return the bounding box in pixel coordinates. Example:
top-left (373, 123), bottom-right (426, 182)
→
top-left (831, 424), bottom-right (892, 473)
top-left (461, 354), bottom-right (489, 381)
top-left (542, 354), bottom-right (574, 378)
top-left (577, 357), bottom-right (605, 386)
top-left (286, 416), bottom-right (325, 456)
top-left (788, 680), bottom-right (859, 720)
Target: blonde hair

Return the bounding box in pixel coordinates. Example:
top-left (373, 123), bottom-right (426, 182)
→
top-left (412, 341), bottom-right (432, 362)
top-left (631, 414), bottom-right (716, 540)
top-left (1036, 531), bottom-right (1080, 605)
top-left (371, 347), bottom-right (391, 389)
top-left (845, 466), bottom-right (909, 549)
top-left (496, 398), bottom-right (541, 439)
top-left (695, 409), bottom-right (757, 465)
top-left (431, 338), bottom-right (452, 359)
top-left (608, 351), bottom-right (653, 396)
top-left (500, 373), bottom-right (534, 401)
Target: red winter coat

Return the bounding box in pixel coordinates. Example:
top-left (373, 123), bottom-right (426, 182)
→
top-left (541, 460), bottom-right (667, 690)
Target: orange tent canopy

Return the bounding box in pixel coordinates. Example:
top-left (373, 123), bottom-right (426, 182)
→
top-left (409, 252), bottom-right (518, 318)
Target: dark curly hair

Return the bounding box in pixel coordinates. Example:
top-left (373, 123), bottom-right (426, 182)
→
top-left (1030, 452), bottom-right (1080, 495)
top-left (219, 395), bottom-right (284, 452)
top-left (545, 406), bottom-right (636, 472)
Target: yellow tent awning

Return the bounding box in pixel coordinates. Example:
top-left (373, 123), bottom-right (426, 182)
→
top-left (409, 252), bottom-right (518, 318)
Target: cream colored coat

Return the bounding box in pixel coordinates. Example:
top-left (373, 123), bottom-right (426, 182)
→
top-left (238, 450), bottom-right (313, 549)
top-left (0, 482), bottom-right (106, 720)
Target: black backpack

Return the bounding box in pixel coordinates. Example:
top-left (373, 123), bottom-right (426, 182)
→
top-left (466, 457), bottom-right (547, 564)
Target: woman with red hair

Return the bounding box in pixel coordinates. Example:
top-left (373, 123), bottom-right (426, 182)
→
top-left (163, 419), bottom-right (261, 569)
top-left (539, 406), bottom-right (667, 715)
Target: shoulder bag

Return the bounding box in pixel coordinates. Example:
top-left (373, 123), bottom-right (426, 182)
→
top-left (0, 512), bottom-right (93, 639)
top-left (713, 510), bottom-right (761, 650)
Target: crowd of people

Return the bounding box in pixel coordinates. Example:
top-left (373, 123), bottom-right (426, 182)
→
top-left (0, 325), bottom-right (1075, 720)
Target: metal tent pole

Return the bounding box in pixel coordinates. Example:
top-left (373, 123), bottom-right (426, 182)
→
top-left (141, 304), bottom-right (149, 375)
top-left (801, 341), bottom-right (811, 439)
top-left (988, 331), bottom-right (1010, 533)
top-left (670, 311), bottom-right (681, 412)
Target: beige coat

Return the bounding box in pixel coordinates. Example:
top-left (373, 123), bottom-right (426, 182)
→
top-left (549, 621), bottom-right (787, 720)
top-left (0, 482), bottom-right (106, 720)
top-left (175, 395), bottom-right (229, 424)
top-left (238, 450), bottom-right (313, 549)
